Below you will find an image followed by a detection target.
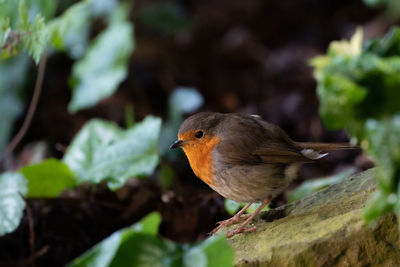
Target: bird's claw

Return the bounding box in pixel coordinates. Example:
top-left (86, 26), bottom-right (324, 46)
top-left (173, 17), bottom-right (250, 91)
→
top-left (227, 226), bottom-right (256, 238)
top-left (210, 214), bottom-right (250, 235)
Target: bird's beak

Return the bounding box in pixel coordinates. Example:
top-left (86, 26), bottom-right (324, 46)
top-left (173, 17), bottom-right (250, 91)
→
top-left (169, 139), bottom-right (183, 150)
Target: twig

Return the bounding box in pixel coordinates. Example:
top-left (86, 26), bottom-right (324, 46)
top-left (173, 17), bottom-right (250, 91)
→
top-left (24, 246), bottom-right (49, 266)
top-left (25, 204), bottom-right (36, 267)
top-left (0, 53), bottom-right (47, 165)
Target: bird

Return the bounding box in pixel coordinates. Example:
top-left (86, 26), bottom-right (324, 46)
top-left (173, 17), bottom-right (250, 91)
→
top-left (169, 112), bottom-right (356, 237)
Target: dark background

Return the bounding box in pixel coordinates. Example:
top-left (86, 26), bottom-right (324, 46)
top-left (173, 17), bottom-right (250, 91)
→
top-left (0, 0), bottom-right (387, 266)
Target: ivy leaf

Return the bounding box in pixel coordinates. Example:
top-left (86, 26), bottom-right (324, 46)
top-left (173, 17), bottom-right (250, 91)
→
top-left (63, 116), bottom-right (161, 190)
top-left (65, 212), bottom-right (174, 267)
top-left (183, 235), bottom-right (234, 267)
top-left (20, 158), bottom-right (76, 198)
top-left (47, 1), bottom-right (91, 58)
top-left (68, 19), bottom-right (134, 113)
top-left (67, 212), bottom-right (234, 267)
top-left (0, 172), bottom-right (27, 236)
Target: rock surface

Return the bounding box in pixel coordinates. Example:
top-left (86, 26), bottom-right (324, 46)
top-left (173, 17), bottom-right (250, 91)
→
top-left (224, 169), bottom-right (400, 266)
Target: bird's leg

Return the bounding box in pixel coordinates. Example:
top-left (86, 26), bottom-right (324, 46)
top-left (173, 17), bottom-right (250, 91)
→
top-left (227, 197), bottom-right (270, 238)
top-left (211, 202), bottom-right (252, 235)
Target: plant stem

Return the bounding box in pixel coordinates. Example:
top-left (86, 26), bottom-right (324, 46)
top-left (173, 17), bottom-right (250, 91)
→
top-left (0, 53), bottom-right (48, 166)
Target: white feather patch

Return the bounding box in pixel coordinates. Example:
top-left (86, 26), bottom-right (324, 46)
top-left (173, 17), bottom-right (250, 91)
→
top-left (301, 149), bottom-right (328, 160)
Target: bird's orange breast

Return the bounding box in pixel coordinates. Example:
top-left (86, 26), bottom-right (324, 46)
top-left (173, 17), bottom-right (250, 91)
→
top-left (179, 133), bottom-right (220, 186)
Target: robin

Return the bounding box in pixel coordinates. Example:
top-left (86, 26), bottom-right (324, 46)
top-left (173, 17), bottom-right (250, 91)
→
top-left (170, 112), bottom-right (355, 237)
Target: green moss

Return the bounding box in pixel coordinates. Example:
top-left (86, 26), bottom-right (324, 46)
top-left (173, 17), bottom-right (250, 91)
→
top-left (219, 169), bottom-right (400, 266)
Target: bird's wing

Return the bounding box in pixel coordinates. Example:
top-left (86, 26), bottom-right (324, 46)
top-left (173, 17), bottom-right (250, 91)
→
top-left (215, 115), bottom-right (311, 166)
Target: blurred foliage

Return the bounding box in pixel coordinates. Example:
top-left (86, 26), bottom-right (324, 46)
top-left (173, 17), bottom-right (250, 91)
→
top-left (311, 27), bottom-right (400, 224)
top-left (0, 0), bottom-right (136, 152)
top-left (286, 168), bottom-right (356, 203)
top-left (47, 0), bottom-right (91, 58)
top-left (67, 212), bottom-right (234, 267)
top-left (68, 3), bottom-right (134, 112)
top-left (0, 0), bottom-right (53, 62)
top-left (137, 2), bottom-right (192, 36)
top-left (224, 199), bottom-right (269, 216)
top-left (0, 0), bottom-right (49, 150)
top-left (0, 115), bottom-right (162, 236)
top-left (17, 0), bottom-right (48, 63)
top-left (0, 54), bottom-right (29, 150)
top-left (0, 172), bottom-right (27, 235)
top-left (0, 1), bottom-right (233, 264)
top-left (159, 87), bottom-right (203, 159)
top-left (63, 116), bottom-right (161, 189)
top-left (20, 158), bottom-right (76, 198)
top-left (364, 0), bottom-right (400, 20)
top-left (0, 112), bottom-right (234, 265)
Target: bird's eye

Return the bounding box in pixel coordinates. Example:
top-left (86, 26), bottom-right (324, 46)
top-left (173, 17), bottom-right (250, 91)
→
top-left (195, 131), bottom-right (204, 138)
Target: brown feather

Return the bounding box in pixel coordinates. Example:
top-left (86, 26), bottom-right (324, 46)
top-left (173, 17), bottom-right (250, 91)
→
top-left (295, 142), bottom-right (358, 151)
top-left (214, 114), bottom-right (311, 165)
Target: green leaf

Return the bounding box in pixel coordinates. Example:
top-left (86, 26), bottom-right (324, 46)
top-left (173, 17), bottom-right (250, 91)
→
top-left (317, 73), bottom-right (367, 129)
top-left (67, 212), bottom-right (234, 267)
top-left (66, 212), bottom-right (174, 267)
top-left (16, 0), bottom-right (49, 63)
top-left (224, 199), bottom-right (243, 215)
top-left (183, 235), bottom-right (234, 267)
top-left (63, 116), bottom-right (161, 189)
top-left (364, 118), bottom-right (400, 192)
top-left (246, 202), bottom-right (269, 214)
top-left (287, 168), bottom-right (356, 202)
top-left (363, 190), bottom-right (395, 223)
top-left (312, 26), bottom-right (400, 223)
top-left (47, 1), bottom-right (91, 58)
top-left (224, 199), bottom-right (268, 215)
top-left (29, 0), bottom-right (57, 20)
top-left (0, 172), bottom-right (27, 236)
top-left (1, 0), bottom-right (55, 62)
top-left (20, 13), bottom-right (48, 64)
top-left (364, 0), bottom-right (400, 20)
top-left (0, 1), bottom-right (19, 26)
top-left (365, 28), bottom-right (400, 57)
top-left (20, 158), bottom-right (76, 198)
top-left (18, 0), bottom-right (29, 28)
top-left (130, 211), bottom-right (162, 235)
top-left (68, 19), bottom-right (134, 112)
top-left (328, 27), bottom-right (363, 57)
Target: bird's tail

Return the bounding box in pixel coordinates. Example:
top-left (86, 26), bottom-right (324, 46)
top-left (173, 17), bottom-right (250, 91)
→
top-left (295, 142), bottom-right (358, 160)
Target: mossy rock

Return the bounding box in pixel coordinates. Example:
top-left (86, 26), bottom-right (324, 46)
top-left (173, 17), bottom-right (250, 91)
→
top-left (223, 169), bottom-right (400, 266)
